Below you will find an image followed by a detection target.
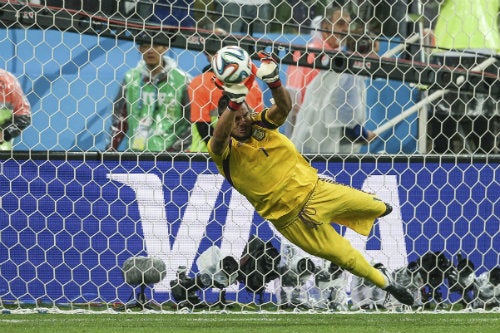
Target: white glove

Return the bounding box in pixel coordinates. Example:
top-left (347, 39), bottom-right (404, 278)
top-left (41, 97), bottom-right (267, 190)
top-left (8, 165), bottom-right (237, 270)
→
top-left (255, 51), bottom-right (281, 88)
top-left (214, 77), bottom-right (249, 111)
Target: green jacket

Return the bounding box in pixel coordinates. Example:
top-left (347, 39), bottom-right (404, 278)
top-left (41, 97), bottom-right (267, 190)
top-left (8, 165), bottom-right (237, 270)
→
top-left (109, 57), bottom-right (191, 152)
top-left (434, 0), bottom-right (500, 51)
top-left (0, 108), bottom-right (13, 150)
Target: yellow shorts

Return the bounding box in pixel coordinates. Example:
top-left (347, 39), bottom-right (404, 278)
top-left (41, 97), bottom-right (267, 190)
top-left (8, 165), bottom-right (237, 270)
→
top-left (270, 178), bottom-right (387, 275)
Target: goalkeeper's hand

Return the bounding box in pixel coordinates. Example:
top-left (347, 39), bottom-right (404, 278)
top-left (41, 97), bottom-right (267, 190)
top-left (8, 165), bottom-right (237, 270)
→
top-left (253, 51), bottom-right (281, 89)
top-left (214, 77), bottom-right (249, 111)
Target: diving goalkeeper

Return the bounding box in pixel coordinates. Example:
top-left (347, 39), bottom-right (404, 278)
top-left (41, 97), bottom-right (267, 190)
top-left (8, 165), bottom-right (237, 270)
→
top-left (207, 51), bottom-right (414, 306)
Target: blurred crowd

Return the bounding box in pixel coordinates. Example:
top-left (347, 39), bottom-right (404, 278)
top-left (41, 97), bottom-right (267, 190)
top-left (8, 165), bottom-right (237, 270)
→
top-left (6, 1), bottom-right (499, 154)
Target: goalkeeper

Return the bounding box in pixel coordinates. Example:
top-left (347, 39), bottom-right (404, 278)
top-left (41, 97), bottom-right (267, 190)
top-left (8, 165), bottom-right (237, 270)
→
top-left (0, 69), bottom-right (31, 150)
top-left (207, 51), bottom-right (414, 306)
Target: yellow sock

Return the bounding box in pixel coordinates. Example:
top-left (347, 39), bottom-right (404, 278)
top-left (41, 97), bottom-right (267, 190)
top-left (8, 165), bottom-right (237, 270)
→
top-left (364, 266), bottom-right (389, 289)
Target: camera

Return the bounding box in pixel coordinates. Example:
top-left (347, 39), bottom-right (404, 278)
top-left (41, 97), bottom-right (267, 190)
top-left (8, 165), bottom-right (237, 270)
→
top-left (346, 21), bottom-right (377, 54)
top-left (169, 266), bottom-right (203, 307)
top-left (169, 247), bottom-right (239, 308)
top-left (289, 256), bottom-right (316, 276)
top-left (281, 256), bottom-right (316, 287)
top-left (315, 262), bottom-right (344, 290)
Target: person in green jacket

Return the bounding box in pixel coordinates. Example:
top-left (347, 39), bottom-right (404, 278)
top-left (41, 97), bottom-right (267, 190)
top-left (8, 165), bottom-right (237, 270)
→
top-left (107, 42), bottom-right (191, 152)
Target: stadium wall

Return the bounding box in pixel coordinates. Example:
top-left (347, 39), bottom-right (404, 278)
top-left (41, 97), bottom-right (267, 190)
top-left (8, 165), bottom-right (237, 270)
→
top-left (0, 153), bottom-right (498, 304)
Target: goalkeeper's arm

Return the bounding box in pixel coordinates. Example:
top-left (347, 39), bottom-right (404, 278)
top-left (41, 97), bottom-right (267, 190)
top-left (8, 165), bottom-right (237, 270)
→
top-left (209, 84), bottom-right (248, 156)
top-left (254, 51), bottom-right (292, 126)
top-left (265, 85), bottom-right (292, 126)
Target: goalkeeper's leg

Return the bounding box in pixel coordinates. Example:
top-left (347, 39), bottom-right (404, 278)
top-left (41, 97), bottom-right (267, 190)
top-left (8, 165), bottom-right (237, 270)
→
top-left (278, 220), bottom-right (386, 286)
top-left (276, 219), bottom-right (414, 306)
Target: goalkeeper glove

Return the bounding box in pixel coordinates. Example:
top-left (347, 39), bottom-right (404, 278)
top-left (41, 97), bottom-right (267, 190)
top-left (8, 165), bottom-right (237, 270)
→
top-left (214, 77), bottom-right (249, 111)
top-left (254, 51), bottom-right (281, 89)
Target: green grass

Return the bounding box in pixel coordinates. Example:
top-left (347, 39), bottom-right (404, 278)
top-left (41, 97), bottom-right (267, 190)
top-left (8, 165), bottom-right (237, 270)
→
top-left (0, 313), bottom-right (499, 333)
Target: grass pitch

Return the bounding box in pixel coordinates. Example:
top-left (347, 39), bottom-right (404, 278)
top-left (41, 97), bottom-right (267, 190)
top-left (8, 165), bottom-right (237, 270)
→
top-left (0, 312), bottom-right (499, 333)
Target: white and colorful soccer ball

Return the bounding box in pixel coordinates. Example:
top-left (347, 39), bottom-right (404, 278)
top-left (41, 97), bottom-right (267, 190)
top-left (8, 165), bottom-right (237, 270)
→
top-left (212, 46), bottom-right (252, 84)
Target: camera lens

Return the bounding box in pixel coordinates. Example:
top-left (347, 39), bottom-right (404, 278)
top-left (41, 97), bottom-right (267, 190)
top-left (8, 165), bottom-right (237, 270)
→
top-left (296, 258), bottom-right (315, 274)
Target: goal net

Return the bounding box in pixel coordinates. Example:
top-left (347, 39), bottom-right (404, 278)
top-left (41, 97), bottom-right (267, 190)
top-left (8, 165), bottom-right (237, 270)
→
top-left (0, 1), bottom-right (498, 312)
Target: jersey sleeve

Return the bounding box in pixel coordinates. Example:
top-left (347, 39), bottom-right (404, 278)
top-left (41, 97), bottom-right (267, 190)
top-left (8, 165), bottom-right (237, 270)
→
top-left (252, 109), bottom-right (280, 129)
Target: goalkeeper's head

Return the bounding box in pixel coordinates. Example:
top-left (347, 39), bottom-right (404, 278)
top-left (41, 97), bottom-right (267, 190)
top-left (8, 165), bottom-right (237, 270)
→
top-left (217, 95), bottom-right (254, 141)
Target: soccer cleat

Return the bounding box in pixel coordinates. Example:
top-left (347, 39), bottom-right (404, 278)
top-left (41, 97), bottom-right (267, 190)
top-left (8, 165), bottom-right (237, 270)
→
top-left (379, 202), bottom-right (393, 217)
top-left (375, 264), bottom-right (414, 306)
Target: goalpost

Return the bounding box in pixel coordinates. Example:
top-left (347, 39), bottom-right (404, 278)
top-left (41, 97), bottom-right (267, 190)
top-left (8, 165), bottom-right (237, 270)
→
top-left (0, 1), bottom-right (498, 312)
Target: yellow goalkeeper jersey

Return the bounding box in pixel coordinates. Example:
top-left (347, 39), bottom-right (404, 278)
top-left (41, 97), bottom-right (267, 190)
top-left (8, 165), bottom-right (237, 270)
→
top-left (208, 109), bottom-right (318, 220)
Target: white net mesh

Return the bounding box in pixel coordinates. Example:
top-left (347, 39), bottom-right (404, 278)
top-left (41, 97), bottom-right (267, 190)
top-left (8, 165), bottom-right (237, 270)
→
top-left (0, 0), bottom-right (498, 312)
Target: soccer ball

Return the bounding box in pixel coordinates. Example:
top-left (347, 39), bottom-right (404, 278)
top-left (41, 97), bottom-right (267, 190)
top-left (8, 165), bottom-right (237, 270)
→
top-left (212, 46), bottom-right (252, 84)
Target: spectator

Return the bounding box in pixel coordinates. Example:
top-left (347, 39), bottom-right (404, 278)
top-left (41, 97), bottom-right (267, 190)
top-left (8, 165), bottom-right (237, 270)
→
top-left (426, 0), bottom-right (500, 154)
top-left (285, 5), bottom-right (351, 139)
top-left (285, 6), bottom-right (348, 110)
top-left (279, 14), bottom-right (322, 138)
top-left (353, 0), bottom-right (410, 39)
top-left (270, 0), bottom-right (327, 34)
top-left (42, 0), bottom-right (116, 15)
top-left (151, 0), bottom-right (195, 27)
top-left (188, 27), bottom-right (264, 152)
top-left (290, 69), bottom-right (376, 154)
top-left (290, 8), bottom-right (377, 154)
top-left (214, 0), bottom-right (272, 35)
top-left (0, 69), bottom-right (32, 150)
top-left (107, 42), bottom-right (191, 152)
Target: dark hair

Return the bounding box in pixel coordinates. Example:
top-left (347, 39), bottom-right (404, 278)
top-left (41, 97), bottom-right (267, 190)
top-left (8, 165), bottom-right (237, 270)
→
top-left (322, 5), bottom-right (343, 25)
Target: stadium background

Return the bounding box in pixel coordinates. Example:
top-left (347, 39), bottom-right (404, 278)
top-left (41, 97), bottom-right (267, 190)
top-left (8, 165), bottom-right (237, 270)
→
top-left (0, 28), bottom-right (417, 153)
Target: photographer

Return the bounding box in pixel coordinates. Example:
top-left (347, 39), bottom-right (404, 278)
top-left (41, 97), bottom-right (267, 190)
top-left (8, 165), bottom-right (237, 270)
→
top-left (314, 262), bottom-right (349, 311)
top-left (291, 13), bottom-right (378, 154)
top-left (345, 20), bottom-right (380, 57)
